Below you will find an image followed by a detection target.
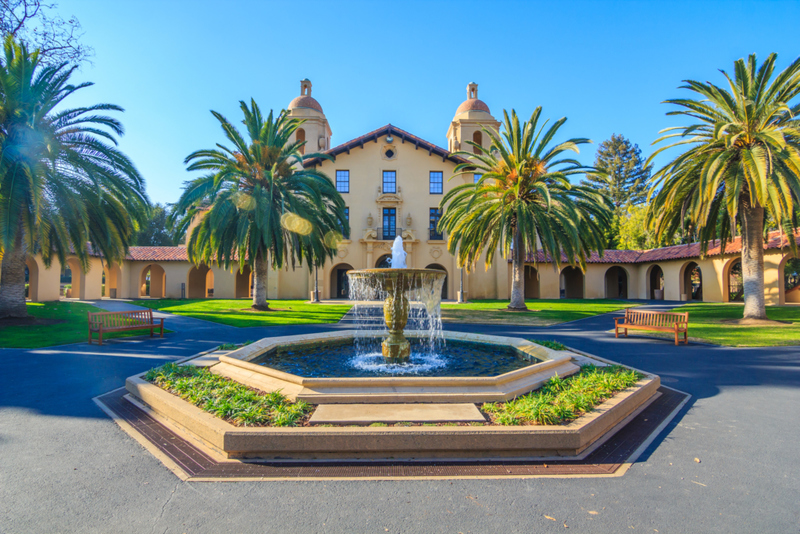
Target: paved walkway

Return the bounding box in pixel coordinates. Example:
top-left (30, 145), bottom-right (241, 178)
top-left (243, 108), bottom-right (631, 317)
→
top-left (1, 301), bottom-right (798, 532)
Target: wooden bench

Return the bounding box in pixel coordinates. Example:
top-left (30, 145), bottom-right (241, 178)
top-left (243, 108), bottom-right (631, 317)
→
top-left (88, 309), bottom-right (164, 345)
top-left (614, 309), bottom-right (689, 345)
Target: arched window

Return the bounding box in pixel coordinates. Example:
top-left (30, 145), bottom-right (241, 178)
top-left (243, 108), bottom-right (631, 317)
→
top-left (296, 128), bottom-right (306, 155)
top-left (472, 131), bottom-right (482, 154)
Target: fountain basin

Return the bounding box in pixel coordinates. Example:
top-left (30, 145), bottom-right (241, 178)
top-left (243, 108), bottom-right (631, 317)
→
top-left (209, 330), bottom-right (580, 404)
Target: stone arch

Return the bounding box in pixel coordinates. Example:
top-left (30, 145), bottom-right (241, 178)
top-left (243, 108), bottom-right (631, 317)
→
top-left (375, 255), bottom-right (392, 269)
top-left (139, 263), bottom-right (166, 298)
top-left (780, 254), bottom-right (800, 304)
top-left (524, 265), bottom-right (540, 299)
top-left (235, 265), bottom-right (253, 299)
top-left (62, 257), bottom-right (83, 299)
top-left (188, 264), bottom-right (213, 299)
top-left (646, 264), bottom-right (664, 300)
top-left (604, 265), bottom-right (629, 299)
top-left (425, 263), bottom-right (448, 300)
top-left (25, 257), bottom-right (39, 302)
top-left (330, 263), bottom-right (353, 299)
top-left (560, 266), bottom-right (584, 299)
top-left (680, 261), bottom-right (703, 301)
top-left (103, 263), bottom-right (122, 298)
top-left (723, 257), bottom-right (743, 302)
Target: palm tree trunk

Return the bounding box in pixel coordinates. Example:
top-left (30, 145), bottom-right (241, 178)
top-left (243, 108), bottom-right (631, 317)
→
top-left (740, 200), bottom-right (767, 320)
top-left (252, 251), bottom-right (271, 311)
top-left (0, 231), bottom-right (29, 319)
top-left (508, 226), bottom-right (528, 311)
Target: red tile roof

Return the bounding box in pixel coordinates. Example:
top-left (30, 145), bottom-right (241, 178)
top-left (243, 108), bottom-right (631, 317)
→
top-left (288, 95), bottom-right (323, 113)
top-left (126, 246), bottom-right (189, 262)
top-left (520, 230), bottom-right (800, 265)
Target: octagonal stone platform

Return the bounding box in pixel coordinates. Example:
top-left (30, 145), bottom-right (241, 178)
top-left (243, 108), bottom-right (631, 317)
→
top-left (209, 330), bottom-right (581, 404)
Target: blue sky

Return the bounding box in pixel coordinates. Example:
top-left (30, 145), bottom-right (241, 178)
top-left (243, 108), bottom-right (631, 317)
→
top-left (57, 0), bottom-right (800, 204)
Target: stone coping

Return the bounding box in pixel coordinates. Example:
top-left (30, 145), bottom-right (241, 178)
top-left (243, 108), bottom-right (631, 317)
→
top-left (212, 330), bottom-right (579, 403)
top-left (125, 361), bottom-right (660, 460)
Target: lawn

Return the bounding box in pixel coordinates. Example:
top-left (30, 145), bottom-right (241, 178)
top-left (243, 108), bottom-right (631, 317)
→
top-left (129, 299), bottom-right (352, 328)
top-left (440, 299), bottom-right (640, 326)
top-left (0, 301), bottom-right (168, 349)
top-left (647, 303), bottom-right (800, 347)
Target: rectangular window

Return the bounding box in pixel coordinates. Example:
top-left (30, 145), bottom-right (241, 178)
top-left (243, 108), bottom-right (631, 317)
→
top-left (382, 207), bottom-right (396, 240)
top-left (336, 170), bottom-right (349, 193)
top-left (342, 207), bottom-right (350, 239)
top-left (429, 208), bottom-right (443, 240)
top-left (382, 171), bottom-right (396, 193)
top-left (429, 171), bottom-right (443, 194)
top-left (474, 173), bottom-right (482, 184)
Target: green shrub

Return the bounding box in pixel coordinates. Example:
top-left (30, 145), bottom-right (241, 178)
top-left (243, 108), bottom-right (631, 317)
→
top-left (144, 363), bottom-right (310, 427)
top-left (533, 339), bottom-right (567, 351)
top-left (483, 364), bottom-right (644, 426)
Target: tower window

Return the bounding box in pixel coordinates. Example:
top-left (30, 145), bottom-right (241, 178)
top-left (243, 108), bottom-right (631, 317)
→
top-left (429, 171), bottom-right (443, 194)
top-left (336, 170), bottom-right (349, 193)
top-left (296, 128), bottom-right (306, 155)
top-left (382, 171), bottom-right (396, 193)
top-left (472, 131), bottom-right (482, 155)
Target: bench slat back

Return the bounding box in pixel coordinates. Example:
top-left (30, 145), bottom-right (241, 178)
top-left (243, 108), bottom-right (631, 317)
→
top-left (625, 308), bottom-right (687, 326)
top-left (89, 309), bottom-right (154, 328)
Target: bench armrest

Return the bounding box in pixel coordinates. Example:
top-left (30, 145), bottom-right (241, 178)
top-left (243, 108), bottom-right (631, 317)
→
top-left (614, 317), bottom-right (624, 325)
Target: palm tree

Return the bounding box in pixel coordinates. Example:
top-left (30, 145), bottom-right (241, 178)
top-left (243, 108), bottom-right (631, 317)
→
top-left (440, 109), bottom-right (611, 310)
top-left (170, 100), bottom-right (348, 310)
top-left (647, 53), bottom-right (800, 320)
top-left (0, 37), bottom-right (148, 318)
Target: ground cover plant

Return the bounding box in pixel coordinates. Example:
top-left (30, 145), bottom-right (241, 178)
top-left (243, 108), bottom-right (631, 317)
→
top-left (129, 299), bottom-right (351, 327)
top-left (641, 303), bottom-right (800, 347)
top-left (0, 301), bottom-right (171, 348)
top-left (144, 363), bottom-right (310, 426)
top-left (440, 299), bottom-right (638, 326)
top-left (533, 339), bottom-right (567, 351)
top-left (483, 364), bottom-right (644, 426)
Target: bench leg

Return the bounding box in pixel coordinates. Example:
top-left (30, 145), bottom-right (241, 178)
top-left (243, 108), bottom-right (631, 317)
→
top-left (98, 330), bottom-right (103, 346)
top-left (159, 321), bottom-right (164, 338)
top-left (150, 327), bottom-right (154, 337)
top-left (684, 331), bottom-right (688, 345)
top-left (88, 330), bottom-right (92, 345)
top-left (615, 326), bottom-right (619, 338)
top-left (624, 328), bottom-right (628, 337)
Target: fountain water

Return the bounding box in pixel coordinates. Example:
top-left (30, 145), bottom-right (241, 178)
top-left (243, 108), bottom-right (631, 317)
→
top-left (348, 237), bottom-right (446, 363)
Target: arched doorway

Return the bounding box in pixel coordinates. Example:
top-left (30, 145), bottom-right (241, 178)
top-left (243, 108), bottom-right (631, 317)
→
top-left (235, 265), bottom-right (253, 298)
top-left (648, 265), bottom-right (664, 300)
top-left (25, 257), bottom-right (39, 301)
top-left (62, 258), bottom-right (82, 299)
top-left (560, 266), bottom-right (584, 299)
top-left (375, 255), bottom-right (392, 269)
top-left (681, 261), bottom-right (703, 301)
top-left (725, 259), bottom-right (743, 302)
top-left (425, 264), bottom-right (448, 300)
top-left (104, 263), bottom-right (122, 298)
top-left (188, 264), bottom-right (213, 298)
top-left (330, 263), bottom-right (353, 299)
top-left (604, 266), bottom-right (629, 299)
top-left (524, 265), bottom-right (540, 299)
top-left (140, 264), bottom-right (166, 298)
top-left (783, 256), bottom-right (800, 304)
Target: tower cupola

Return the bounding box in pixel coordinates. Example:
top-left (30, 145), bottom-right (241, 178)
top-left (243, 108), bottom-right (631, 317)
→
top-left (447, 82), bottom-right (499, 153)
top-left (287, 79), bottom-right (332, 152)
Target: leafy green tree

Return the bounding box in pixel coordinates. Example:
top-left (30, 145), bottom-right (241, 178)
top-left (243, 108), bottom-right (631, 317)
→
top-left (440, 109), bottom-right (612, 311)
top-left (582, 134), bottom-right (651, 248)
top-left (170, 101), bottom-right (348, 310)
top-left (135, 203), bottom-right (175, 246)
top-left (0, 37), bottom-right (147, 318)
top-left (617, 203), bottom-right (676, 250)
top-left (648, 53), bottom-right (800, 320)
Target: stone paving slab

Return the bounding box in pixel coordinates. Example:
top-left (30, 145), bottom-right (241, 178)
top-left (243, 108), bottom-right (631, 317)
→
top-left (308, 403), bottom-right (487, 424)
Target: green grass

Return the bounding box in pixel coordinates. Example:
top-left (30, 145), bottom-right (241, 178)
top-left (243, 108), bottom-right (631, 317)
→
top-left (651, 303), bottom-right (800, 347)
top-left (483, 365), bottom-right (644, 426)
top-left (440, 299), bottom-right (639, 326)
top-left (144, 363), bottom-right (311, 427)
top-left (533, 339), bottom-right (568, 351)
top-left (129, 298), bottom-right (352, 327)
top-left (0, 301), bottom-right (170, 349)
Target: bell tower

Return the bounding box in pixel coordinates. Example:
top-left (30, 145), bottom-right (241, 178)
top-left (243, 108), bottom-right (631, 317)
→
top-left (446, 82), bottom-right (500, 154)
top-left (287, 79), bottom-right (332, 153)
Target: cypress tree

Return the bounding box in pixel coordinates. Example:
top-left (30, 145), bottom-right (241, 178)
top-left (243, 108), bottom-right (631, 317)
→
top-left (582, 134), bottom-right (650, 214)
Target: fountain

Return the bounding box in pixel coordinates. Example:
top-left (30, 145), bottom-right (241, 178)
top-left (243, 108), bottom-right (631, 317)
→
top-left (346, 237), bottom-right (446, 363)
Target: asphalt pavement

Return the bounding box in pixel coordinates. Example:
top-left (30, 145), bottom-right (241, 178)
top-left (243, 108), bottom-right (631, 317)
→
top-left (1, 300), bottom-right (798, 533)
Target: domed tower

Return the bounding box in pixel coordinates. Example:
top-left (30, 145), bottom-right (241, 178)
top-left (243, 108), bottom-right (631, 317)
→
top-left (446, 82), bottom-right (500, 154)
top-left (287, 79), bottom-right (332, 153)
